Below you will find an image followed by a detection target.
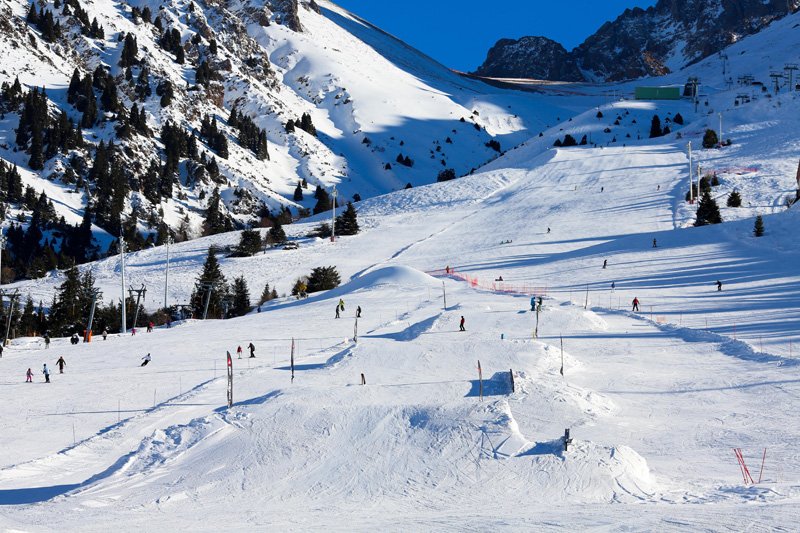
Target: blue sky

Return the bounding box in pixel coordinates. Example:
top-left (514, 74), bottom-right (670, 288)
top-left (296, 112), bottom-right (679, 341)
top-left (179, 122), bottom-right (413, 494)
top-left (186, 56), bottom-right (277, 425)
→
top-left (332, 0), bottom-right (656, 72)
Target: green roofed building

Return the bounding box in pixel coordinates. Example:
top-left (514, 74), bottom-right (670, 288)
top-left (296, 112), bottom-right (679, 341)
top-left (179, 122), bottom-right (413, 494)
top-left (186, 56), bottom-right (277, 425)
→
top-left (634, 86), bottom-right (682, 100)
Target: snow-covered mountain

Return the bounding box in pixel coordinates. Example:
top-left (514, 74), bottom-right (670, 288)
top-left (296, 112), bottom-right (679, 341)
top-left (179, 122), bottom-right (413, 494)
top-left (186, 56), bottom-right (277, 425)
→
top-left (475, 0), bottom-right (800, 81)
top-left (0, 0), bottom-right (563, 278)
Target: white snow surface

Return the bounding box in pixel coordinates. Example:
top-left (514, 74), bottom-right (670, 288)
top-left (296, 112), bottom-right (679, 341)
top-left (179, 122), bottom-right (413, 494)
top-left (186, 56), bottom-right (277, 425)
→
top-left (1, 4), bottom-right (800, 532)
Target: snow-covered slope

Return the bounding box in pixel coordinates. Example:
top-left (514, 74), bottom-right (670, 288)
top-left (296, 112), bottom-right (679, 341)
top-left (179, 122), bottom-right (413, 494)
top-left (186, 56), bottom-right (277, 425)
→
top-left (2, 2), bottom-right (800, 530)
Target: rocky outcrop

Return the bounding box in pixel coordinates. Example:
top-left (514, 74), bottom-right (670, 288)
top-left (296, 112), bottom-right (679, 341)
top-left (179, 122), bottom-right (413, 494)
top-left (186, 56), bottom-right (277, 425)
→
top-left (474, 0), bottom-right (800, 82)
top-left (473, 36), bottom-right (583, 81)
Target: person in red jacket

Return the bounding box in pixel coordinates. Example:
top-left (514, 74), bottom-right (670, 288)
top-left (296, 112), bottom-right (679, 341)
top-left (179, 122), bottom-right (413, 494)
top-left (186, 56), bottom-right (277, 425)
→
top-left (26, 368), bottom-right (33, 383)
top-left (632, 297), bottom-right (640, 312)
top-left (237, 345), bottom-right (243, 359)
top-left (459, 316), bottom-right (466, 332)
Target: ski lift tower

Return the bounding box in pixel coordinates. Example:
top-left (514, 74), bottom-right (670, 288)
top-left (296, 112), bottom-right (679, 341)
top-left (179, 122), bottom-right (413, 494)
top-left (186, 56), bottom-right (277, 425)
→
top-left (770, 71), bottom-right (784, 94)
top-left (785, 64), bottom-right (798, 91)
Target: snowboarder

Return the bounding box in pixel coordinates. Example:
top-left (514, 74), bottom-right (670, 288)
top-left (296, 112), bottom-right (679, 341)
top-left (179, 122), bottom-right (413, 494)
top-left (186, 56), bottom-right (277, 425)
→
top-left (44, 334), bottom-right (50, 348)
top-left (26, 368), bottom-right (33, 382)
top-left (56, 356), bottom-right (66, 374)
top-left (356, 306), bottom-right (362, 318)
top-left (42, 364), bottom-right (50, 383)
top-left (237, 345), bottom-right (243, 359)
top-left (652, 238), bottom-right (658, 248)
top-left (335, 305), bottom-right (340, 319)
top-left (141, 353), bottom-right (151, 367)
top-left (248, 342), bottom-right (255, 358)
top-left (602, 259), bottom-right (608, 269)
top-left (716, 280), bottom-right (723, 291)
top-left (102, 329), bottom-right (108, 340)
top-left (459, 316), bottom-right (466, 332)
top-left (632, 297), bottom-right (640, 312)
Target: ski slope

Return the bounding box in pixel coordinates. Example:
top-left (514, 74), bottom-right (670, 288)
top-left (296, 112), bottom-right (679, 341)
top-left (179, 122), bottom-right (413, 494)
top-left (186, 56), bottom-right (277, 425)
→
top-left (2, 4), bottom-right (800, 531)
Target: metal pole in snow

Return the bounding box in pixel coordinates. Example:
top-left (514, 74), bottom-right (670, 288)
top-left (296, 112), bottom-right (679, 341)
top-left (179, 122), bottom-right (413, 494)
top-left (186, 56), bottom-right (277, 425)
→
top-left (688, 142), bottom-right (694, 204)
top-left (164, 236), bottom-right (172, 310)
top-left (331, 185), bottom-right (337, 243)
top-left (291, 338), bottom-right (295, 382)
top-left (120, 235), bottom-right (127, 334)
top-left (442, 281), bottom-right (447, 310)
top-left (560, 336), bottom-right (564, 376)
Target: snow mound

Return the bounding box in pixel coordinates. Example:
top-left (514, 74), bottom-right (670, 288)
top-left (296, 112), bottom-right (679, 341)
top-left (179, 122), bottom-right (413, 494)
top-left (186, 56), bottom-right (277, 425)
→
top-left (347, 265), bottom-right (440, 292)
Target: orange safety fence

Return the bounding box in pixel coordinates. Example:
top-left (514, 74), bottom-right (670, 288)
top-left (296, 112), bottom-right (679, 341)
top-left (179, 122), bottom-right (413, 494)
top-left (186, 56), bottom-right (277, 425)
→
top-left (427, 269), bottom-right (548, 298)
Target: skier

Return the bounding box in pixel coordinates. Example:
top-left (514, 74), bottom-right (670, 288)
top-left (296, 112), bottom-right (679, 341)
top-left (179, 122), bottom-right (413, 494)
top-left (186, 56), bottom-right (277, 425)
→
top-left (131, 327), bottom-right (137, 336)
top-left (611, 281), bottom-right (616, 292)
top-left (356, 306), bottom-right (362, 318)
top-left (445, 265), bottom-right (450, 274)
top-left (530, 296), bottom-right (536, 311)
top-left (248, 342), bottom-right (255, 358)
top-left (237, 345), bottom-right (243, 359)
top-left (601, 186), bottom-right (604, 192)
top-left (459, 316), bottom-right (466, 332)
top-left (652, 238), bottom-right (658, 248)
top-left (632, 297), bottom-right (640, 312)
top-left (56, 356), bottom-right (66, 374)
top-left (141, 353), bottom-right (151, 367)
top-left (44, 334), bottom-right (50, 348)
top-left (102, 328), bottom-right (108, 340)
top-left (42, 363), bottom-right (50, 383)
top-left (26, 368), bottom-right (33, 383)
top-left (537, 296), bottom-right (543, 312)
top-left (147, 321), bottom-right (154, 333)
top-left (602, 259), bottom-right (608, 269)
top-left (338, 299), bottom-right (345, 312)
top-left (716, 280), bottom-right (723, 292)
top-left (335, 305), bottom-right (340, 319)
top-left (71, 333), bottom-right (79, 345)
top-left (547, 227), bottom-right (551, 234)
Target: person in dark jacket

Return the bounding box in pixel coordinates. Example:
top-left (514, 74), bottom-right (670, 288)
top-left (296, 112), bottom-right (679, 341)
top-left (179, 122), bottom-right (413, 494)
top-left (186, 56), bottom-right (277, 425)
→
top-left (56, 356), bottom-right (66, 374)
top-left (248, 342), bottom-right (255, 358)
top-left (459, 316), bottom-right (466, 332)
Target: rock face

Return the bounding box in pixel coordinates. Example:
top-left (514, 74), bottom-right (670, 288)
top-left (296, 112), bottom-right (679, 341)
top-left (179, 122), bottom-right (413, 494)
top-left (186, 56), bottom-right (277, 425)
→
top-left (474, 0), bottom-right (800, 81)
top-left (473, 36), bottom-right (583, 81)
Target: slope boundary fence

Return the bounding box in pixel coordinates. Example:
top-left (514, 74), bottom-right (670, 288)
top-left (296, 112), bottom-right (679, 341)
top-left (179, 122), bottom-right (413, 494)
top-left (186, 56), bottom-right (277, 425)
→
top-left (427, 269), bottom-right (548, 298)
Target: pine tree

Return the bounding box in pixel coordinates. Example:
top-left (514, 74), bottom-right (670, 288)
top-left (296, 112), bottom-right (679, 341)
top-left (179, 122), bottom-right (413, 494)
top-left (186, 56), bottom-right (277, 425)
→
top-left (191, 246), bottom-right (228, 318)
top-left (727, 190), bottom-right (742, 207)
top-left (334, 201), bottom-right (359, 236)
top-left (753, 215), bottom-right (764, 237)
top-left (119, 33), bottom-right (138, 68)
top-left (313, 187), bottom-right (331, 215)
top-left (694, 191), bottom-right (722, 226)
top-left (702, 129), bottom-right (719, 149)
top-left (306, 266), bottom-right (340, 293)
top-left (203, 187), bottom-right (231, 235)
top-left (259, 282), bottom-right (274, 305)
top-left (267, 220), bottom-right (286, 244)
top-left (235, 228), bottom-right (262, 256)
top-left (673, 113), bottom-right (684, 125)
top-left (649, 115), bottom-right (662, 138)
top-left (231, 276), bottom-right (250, 317)
top-left (293, 182), bottom-right (303, 201)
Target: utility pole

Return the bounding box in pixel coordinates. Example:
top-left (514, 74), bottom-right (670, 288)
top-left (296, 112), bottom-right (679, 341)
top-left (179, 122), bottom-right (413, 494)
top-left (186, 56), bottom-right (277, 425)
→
top-left (84, 288), bottom-right (101, 342)
top-left (164, 236), bottom-right (172, 310)
top-left (119, 235), bottom-right (127, 334)
top-left (718, 112), bottom-right (723, 147)
top-left (128, 284), bottom-right (147, 331)
top-left (0, 288), bottom-right (19, 348)
top-left (770, 71), bottom-right (783, 94)
top-left (0, 231), bottom-right (5, 286)
top-left (197, 281), bottom-right (214, 320)
top-left (687, 141), bottom-right (694, 204)
top-left (330, 185), bottom-right (337, 243)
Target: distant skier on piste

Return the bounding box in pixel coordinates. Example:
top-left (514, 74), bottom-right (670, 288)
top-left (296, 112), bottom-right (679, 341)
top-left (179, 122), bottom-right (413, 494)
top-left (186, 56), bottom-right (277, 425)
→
top-left (141, 353), bottom-right (151, 367)
top-left (338, 299), bottom-right (345, 312)
top-left (335, 305), bottom-right (340, 319)
top-left (42, 364), bottom-right (50, 383)
top-left (26, 368), bottom-right (33, 383)
top-left (237, 345), bottom-right (243, 359)
top-left (459, 316), bottom-right (466, 332)
top-left (248, 342), bottom-right (255, 358)
top-left (356, 306), bottom-right (362, 318)
top-left (56, 356), bottom-right (66, 374)
top-left (632, 297), bottom-right (640, 312)
top-left (716, 280), bottom-right (723, 291)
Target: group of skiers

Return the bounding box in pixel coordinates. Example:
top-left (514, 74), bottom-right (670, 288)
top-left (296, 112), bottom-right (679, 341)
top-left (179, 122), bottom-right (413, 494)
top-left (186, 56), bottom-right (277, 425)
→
top-left (334, 299), bottom-right (362, 319)
top-left (28, 356), bottom-right (67, 383)
top-left (236, 343), bottom-right (257, 359)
